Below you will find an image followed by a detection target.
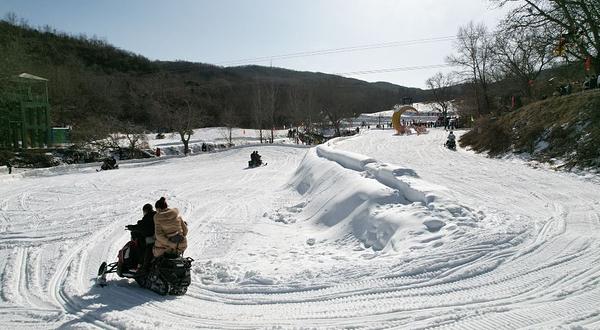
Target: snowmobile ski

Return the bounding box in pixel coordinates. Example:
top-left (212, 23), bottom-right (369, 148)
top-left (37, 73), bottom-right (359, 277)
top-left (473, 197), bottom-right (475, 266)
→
top-left (97, 261), bottom-right (108, 287)
top-left (247, 163), bottom-right (267, 169)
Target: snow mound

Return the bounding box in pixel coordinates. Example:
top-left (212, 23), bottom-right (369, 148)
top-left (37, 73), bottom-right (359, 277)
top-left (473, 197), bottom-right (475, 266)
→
top-left (315, 144), bottom-right (376, 171)
top-left (285, 143), bottom-right (482, 252)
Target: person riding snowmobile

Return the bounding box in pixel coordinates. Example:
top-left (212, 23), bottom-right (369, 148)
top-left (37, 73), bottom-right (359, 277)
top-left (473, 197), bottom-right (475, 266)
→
top-left (249, 151), bottom-right (263, 167)
top-left (97, 199), bottom-right (193, 295)
top-left (445, 131), bottom-right (456, 149)
top-left (126, 203), bottom-right (156, 273)
top-left (100, 156), bottom-right (118, 170)
top-left (153, 197), bottom-right (188, 258)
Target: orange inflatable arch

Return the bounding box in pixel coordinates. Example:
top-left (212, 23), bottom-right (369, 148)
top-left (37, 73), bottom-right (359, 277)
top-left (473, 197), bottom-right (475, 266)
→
top-left (392, 105), bottom-right (419, 133)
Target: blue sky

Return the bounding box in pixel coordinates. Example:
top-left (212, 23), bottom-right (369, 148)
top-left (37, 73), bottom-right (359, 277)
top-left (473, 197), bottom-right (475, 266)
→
top-left (1, 0), bottom-right (509, 88)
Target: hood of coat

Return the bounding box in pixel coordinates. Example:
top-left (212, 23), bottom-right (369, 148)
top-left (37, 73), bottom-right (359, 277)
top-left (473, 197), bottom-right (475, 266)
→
top-left (154, 208), bottom-right (179, 222)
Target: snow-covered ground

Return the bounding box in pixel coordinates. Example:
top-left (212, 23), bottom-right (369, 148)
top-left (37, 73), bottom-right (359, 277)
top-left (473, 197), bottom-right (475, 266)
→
top-left (1, 124), bottom-right (600, 329)
top-left (146, 127), bottom-right (298, 156)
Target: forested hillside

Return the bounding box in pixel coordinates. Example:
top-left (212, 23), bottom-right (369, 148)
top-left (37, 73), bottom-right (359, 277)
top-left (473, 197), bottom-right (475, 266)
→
top-left (0, 19), bottom-right (431, 145)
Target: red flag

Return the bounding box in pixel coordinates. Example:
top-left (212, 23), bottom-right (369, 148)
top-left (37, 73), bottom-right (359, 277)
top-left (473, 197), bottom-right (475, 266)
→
top-left (586, 56), bottom-right (591, 71)
top-left (243, 129), bottom-right (245, 134)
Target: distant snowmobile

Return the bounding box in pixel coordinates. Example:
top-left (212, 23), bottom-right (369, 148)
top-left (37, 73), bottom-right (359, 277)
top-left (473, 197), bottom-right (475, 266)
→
top-left (445, 139), bottom-right (457, 150)
top-left (248, 151), bottom-right (266, 168)
top-left (445, 132), bottom-right (457, 150)
top-left (97, 227), bottom-right (193, 296)
top-left (98, 157), bottom-right (118, 171)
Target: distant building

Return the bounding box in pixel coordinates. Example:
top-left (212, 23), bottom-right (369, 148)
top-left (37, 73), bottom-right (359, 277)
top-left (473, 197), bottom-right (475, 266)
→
top-left (0, 73), bottom-right (52, 149)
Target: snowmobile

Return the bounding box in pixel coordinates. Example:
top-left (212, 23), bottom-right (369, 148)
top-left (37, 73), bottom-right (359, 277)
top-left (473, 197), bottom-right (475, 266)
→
top-left (98, 157), bottom-right (119, 171)
top-left (248, 158), bottom-right (265, 168)
top-left (248, 151), bottom-right (266, 168)
top-left (99, 163), bottom-right (119, 171)
top-left (445, 139), bottom-right (457, 150)
top-left (97, 228), bottom-right (193, 296)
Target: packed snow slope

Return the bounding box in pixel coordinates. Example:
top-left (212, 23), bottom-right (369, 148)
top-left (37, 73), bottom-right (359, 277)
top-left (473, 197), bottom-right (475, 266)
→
top-left (1, 128), bottom-right (600, 329)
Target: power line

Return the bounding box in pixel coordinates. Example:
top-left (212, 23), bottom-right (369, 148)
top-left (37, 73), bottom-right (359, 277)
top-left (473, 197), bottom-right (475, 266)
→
top-left (139, 35), bottom-right (458, 76)
top-left (337, 64), bottom-right (457, 76)
top-left (215, 36), bottom-right (456, 66)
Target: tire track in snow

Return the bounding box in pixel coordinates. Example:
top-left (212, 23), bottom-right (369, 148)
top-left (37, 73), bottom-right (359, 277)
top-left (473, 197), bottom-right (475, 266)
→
top-left (3, 136), bottom-right (600, 329)
top-left (38, 177), bottom-right (154, 328)
top-left (45, 146), bottom-right (310, 329)
top-left (319, 129), bottom-right (600, 328)
top-left (46, 227), bottom-right (126, 329)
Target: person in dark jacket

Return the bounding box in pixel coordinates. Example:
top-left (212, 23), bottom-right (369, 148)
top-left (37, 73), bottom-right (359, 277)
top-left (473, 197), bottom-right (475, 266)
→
top-left (249, 151), bottom-right (262, 167)
top-left (126, 203), bottom-right (156, 271)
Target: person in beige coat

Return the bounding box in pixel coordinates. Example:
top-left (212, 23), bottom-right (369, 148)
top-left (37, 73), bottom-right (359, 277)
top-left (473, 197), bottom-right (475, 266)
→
top-left (152, 197), bottom-right (188, 257)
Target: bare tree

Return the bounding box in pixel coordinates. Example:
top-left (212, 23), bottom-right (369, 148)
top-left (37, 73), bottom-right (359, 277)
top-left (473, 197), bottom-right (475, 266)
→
top-left (250, 79), bottom-right (279, 143)
top-left (304, 88), bottom-right (319, 135)
top-left (263, 81), bottom-right (278, 143)
top-left (446, 21), bottom-right (495, 115)
top-left (70, 116), bottom-right (122, 154)
top-left (155, 89), bottom-right (208, 155)
top-left (425, 71), bottom-right (456, 119)
top-left (315, 77), bottom-right (359, 137)
top-left (251, 80), bottom-right (265, 143)
top-left (84, 119), bottom-right (147, 159)
top-left (492, 26), bottom-right (555, 101)
top-left (287, 83), bottom-right (305, 144)
top-left (295, 86), bottom-right (323, 144)
top-left (3, 12), bottom-right (18, 25)
top-left (121, 121), bottom-right (149, 158)
top-left (171, 100), bottom-right (206, 155)
top-left (219, 106), bottom-right (239, 147)
top-left (490, 0), bottom-right (600, 75)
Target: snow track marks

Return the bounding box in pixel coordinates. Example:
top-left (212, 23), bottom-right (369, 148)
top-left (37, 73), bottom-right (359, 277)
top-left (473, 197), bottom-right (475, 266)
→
top-left (1, 136), bottom-right (600, 329)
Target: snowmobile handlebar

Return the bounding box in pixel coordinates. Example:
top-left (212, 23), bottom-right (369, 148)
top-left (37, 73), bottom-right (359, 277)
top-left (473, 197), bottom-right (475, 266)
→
top-left (125, 225), bottom-right (150, 236)
top-left (125, 225), bottom-right (141, 232)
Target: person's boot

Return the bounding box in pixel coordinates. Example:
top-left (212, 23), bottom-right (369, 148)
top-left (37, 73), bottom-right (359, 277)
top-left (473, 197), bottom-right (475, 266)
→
top-left (135, 246), bottom-right (154, 277)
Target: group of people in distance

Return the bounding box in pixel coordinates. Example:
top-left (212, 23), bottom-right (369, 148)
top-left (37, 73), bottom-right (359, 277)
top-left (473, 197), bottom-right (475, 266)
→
top-left (127, 197), bottom-right (188, 275)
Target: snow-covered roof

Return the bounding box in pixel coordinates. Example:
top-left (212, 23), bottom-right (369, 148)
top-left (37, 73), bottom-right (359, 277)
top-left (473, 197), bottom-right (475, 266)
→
top-left (11, 73), bottom-right (49, 83)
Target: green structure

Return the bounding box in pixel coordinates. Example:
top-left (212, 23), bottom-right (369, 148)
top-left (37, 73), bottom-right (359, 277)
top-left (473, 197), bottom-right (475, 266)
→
top-left (0, 73), bottom-right (52, 149)
top-left (51, 127), bottom-right (69, 145)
